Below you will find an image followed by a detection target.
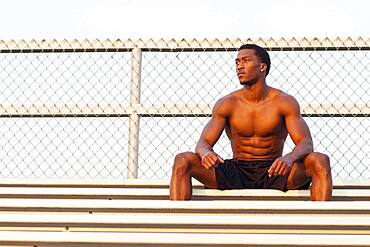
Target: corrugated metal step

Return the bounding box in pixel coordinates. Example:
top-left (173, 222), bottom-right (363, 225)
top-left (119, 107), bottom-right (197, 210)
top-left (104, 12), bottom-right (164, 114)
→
top-left (0, 231), bottom-right (369, 246)
top-left (0, 199), bottom-right (369, 214)
top-left (0, 213), bottom-right (369, 234)
top-left (0, 187), bottom-right (369, 200)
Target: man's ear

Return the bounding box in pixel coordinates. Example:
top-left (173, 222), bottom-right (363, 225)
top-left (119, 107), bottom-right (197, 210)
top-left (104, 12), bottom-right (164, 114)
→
top-left (260, 63), bottom-right (267, 72)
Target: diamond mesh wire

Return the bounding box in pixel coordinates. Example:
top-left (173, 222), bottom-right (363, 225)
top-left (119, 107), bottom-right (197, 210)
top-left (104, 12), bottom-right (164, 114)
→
top-left (0, 38), bottom-right (368, 180)
top-left (0, 50), bottom-right (131, 178)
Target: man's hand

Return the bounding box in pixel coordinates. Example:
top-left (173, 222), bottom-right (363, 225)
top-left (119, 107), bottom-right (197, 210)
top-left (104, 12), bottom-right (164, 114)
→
top-left (201, 151), bottom-right (224, 170)
top-left (268, 156), bottom-right (294, 177)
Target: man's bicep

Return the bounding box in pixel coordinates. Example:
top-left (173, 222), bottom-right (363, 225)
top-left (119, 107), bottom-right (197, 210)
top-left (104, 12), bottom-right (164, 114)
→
top-left (199, 115), bottom-right (227, 146)
top-left (198, 97), bottom-right (230, 146)
top-left (286, 116), bottom-right (312, 145)
top-left (284, 98), bottom-right (312, 145)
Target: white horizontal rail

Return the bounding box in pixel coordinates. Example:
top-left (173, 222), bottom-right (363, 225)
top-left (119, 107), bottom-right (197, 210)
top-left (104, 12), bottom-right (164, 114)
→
top-left (0, 231), bottom-right (369, 246)
top-left (0, 103), bottom-right (368, 116)
top-left (0, 37), bottom-right (369, 50)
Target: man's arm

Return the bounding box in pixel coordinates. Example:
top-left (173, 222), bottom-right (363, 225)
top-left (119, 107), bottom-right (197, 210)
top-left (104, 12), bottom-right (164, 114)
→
top-left (195, 97), bottom-right (230, 169)
top-left (268, 95), bottom-right (313, 176)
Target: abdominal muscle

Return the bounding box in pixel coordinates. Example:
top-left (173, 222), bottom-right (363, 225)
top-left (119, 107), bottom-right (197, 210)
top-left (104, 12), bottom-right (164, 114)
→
top-left (230, 135), bottom-right (286, 161)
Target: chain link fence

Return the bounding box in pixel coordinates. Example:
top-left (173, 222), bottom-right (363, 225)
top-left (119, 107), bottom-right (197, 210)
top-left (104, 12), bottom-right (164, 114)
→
top-left (0, 38), bottom-right (369, 180)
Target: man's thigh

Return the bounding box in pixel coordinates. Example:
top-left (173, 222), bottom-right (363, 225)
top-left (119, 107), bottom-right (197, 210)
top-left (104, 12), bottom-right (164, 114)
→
top-left (184, 152), bottom-right (218, 189)
top-left (287, 162), bottom-right (312, 190)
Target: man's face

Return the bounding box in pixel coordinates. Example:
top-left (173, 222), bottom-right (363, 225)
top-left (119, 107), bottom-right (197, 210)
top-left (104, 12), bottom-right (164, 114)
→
top-left (235, 49), bottom-right (262, 86)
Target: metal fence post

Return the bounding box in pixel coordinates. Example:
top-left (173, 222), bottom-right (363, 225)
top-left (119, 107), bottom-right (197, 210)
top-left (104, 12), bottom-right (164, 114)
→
top-left (127, 48), bottom-right (142, 179)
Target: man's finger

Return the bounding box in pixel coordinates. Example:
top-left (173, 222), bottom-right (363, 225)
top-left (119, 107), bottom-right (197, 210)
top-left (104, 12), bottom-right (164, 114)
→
top-left (205, 162), bottom-right (213, 170)
top-left (205, 158), bottom-right (218, 169)
top-left (205, 155), bottom-right (214, 163)
top-left (211, 155), bottom-right (219, 164)
top-left (281, 166), bottom-right (288, 175)
top-left (276, 164), bottom-right (286, 175)
top-left (208, 159), bottom-right (215, 168)
top-left (217, 155), bottom-right (224, 163)
top-left (202, 159), bottom-right (211, 169)
top-left (273, 164), bottom-right (282, 176)
top-left (268, 160), bottom-right (279, 177)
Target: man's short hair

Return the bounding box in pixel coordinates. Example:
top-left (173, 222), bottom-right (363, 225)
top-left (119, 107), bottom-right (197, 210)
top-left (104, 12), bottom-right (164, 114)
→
top-left (238, 44), bottom-right (271, 76)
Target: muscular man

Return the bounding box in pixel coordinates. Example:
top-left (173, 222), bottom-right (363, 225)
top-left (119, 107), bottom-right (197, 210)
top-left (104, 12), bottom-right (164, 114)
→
top-left (170, 44), bottom-right (332, 201)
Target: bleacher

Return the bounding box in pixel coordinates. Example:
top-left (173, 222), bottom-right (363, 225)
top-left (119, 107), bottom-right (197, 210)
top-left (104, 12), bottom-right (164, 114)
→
top-left (0, 179), bottom-right (369, 246)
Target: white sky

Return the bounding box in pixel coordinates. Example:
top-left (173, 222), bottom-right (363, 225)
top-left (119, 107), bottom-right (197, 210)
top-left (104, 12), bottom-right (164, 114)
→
top-left (0, 0), bottom-right (368, 40)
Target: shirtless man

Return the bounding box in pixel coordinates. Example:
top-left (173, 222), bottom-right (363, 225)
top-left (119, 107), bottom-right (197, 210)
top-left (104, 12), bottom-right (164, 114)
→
top-left (170, 44), bottom-right (332, 201)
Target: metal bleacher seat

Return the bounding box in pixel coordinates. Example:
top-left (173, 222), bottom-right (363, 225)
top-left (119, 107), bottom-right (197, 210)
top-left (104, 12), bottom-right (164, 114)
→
top-left (0, 179), bottom-right (369, 246)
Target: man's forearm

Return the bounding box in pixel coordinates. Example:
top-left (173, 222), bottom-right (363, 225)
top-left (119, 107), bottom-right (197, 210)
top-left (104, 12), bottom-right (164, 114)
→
top-left (284, 139), bottom-right (313, 163)
top-left (195, 140), bottom-right (213, 158)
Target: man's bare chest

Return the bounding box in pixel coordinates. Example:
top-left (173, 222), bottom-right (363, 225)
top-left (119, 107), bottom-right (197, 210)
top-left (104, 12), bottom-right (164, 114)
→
top-left (228, 105), bottom-right (285, 137)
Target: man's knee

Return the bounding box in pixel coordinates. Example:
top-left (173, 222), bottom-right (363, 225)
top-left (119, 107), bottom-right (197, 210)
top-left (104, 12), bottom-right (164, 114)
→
top-left (172, 152), bottom-right (197, 176)
top-left (305, 152), bottom-right (331, 176)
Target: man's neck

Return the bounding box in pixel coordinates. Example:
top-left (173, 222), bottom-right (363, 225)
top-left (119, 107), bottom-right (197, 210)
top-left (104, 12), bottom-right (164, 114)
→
top-left (242, 79), bottom-right (268, 102)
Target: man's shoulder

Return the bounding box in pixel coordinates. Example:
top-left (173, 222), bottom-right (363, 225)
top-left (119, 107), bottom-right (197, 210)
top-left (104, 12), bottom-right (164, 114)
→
top-left (269, 87), bottom-right (300, 114)
top-left (216, 90), bottom-right (240, 105)
top-left (212, 90), bottom-right (240, 116)
top-left (269, 87), bottom-right (298, 104)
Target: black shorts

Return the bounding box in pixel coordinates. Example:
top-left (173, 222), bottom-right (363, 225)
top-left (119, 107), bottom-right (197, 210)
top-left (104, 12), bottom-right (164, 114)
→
top-left (214, 159), bottom-right (311, 192)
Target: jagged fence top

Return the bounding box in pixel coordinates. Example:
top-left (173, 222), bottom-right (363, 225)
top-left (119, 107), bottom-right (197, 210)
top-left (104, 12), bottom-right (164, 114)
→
top-left (0, 37), bottom-right (368, 52)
